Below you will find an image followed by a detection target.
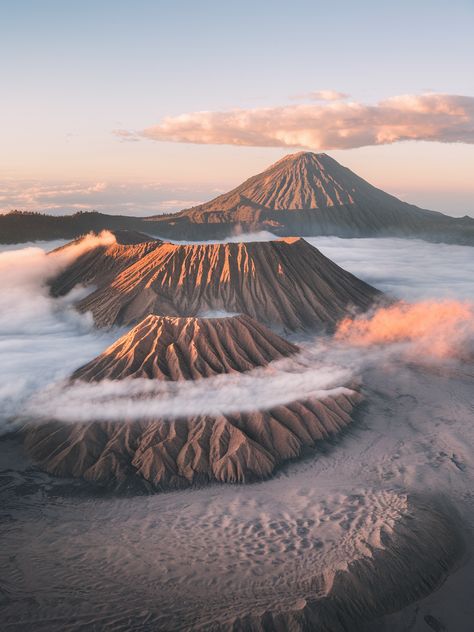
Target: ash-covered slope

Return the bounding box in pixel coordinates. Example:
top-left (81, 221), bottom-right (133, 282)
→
top-left (25, 314), bottom-right (362, 490)
top-left (73, 313), bottom-right (298, 381)
top-left (150, 152), bottom-right (474, 243)
top-left (50, 231), bottom-right (161, 296)
top-left (73, 237), bottom-right (381, 331)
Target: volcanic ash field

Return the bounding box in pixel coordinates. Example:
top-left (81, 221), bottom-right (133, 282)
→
top-left (0, 231), bottom-right (473, 632)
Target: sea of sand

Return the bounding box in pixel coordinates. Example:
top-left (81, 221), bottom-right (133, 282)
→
top-left (1, 236), bottom-right (473, 631)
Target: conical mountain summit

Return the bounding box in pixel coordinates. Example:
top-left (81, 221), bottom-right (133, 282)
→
top-left (165, 151), bottom-right (447, 236)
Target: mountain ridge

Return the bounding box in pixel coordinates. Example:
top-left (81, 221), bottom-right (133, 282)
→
top-left (2, 152), bottom-right (473, 245)
top-left (55, 236), bottom-right (382, 331)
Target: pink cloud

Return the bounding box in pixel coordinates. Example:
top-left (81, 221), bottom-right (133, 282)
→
top-left (0, 180), bottom-right (210, 216)
top-left (130, 93), bottom-right (474, 150)
top-left (294, 90), bottom-right (349, 101)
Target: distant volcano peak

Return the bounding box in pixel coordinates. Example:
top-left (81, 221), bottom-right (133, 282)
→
top-left (179, 151), bottom-right (360, 214)
top-left (271, 150), bottom-right (331, 164)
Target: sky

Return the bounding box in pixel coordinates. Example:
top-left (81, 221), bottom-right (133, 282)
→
top-left (0, 0), bottom-right (473, 216)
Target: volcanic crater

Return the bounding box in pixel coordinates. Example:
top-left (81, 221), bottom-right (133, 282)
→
top-left (52, 235), bottom-right (381, 331)
top-left (25, 313), bottom-right (362, 490)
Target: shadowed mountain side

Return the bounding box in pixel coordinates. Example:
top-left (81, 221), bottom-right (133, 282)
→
top-left (24, 313), bottom-right (361, 490)
top-left (72, 238), bottom-right (381, 331)
top-left (24, 391), bottom-right (361, 490)
top-left (73, 314), bottom-right (299, 381)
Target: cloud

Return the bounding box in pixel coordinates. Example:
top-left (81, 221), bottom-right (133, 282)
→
top-left (0, 181), bottom-right (109, 208)
top-left (0, 180), bottom-right (213, 216)
top-left (130, 93), bottom-right (474, 149)
top-left (0, 233), bottom-right (122, 432)
top-left (150, 230), bottom-right (279, 245)
top-left (292, 90), bottom-right (350, 101)
top-left (112, 128), bottom-right (140, 142)
top-left (306, 236), bottom-right (474, 301)
top-left (24, 353), bottom-right (354, 423)
top-left (335, 300), bottom-right (474, 360)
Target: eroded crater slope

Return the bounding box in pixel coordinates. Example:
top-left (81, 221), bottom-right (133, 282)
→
top-left (55, 236), bottom-right (381, 331)
top-left (25, 314), bottom-right (362, 490)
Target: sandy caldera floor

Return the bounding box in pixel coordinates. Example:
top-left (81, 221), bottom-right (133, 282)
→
top-left (0, 359), bottom-right (473, 631)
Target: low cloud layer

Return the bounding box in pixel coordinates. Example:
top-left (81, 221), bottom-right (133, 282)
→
top-left (0, 233), bottom-right (122, 431)
top-left (125, 93), bottom-right (474, 150)
top-left (25, 354), bottom-right (353, 424)
top-left (0, 180), bottom-right (215, 216)
top-left (0, 236), bottom-right (473, 433)
top-left (307, 237), bottom-right (474, 301)
top-left (335, 300), bottom-right (474, 360)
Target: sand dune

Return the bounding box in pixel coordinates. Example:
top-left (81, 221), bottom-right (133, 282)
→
top-left (57, 236), bottom-right (381, 330)
top-left (0, 444), bottom-right (463, 632)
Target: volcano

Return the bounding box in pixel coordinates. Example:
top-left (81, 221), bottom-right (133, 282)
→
top-left (146, 152), bottom-right (474, 243)
top-left (72, 313), bottom-right (299, 381)
top-left (167, 152), bottom-right (466, 234)
top-left (25, 314), bottom-right (361, 490)
top-left (61, 236), bottom-right (381, 331)
top-left (50, 231), bottom-right (161, 296)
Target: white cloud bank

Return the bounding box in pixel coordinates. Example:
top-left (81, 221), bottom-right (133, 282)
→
top-left (24, 355), bottom-right (354, 424)
top-left (0, 236), bottom-right (473, 433)
top-left (307, 236), bottom-right (474, 301)
top-left (121, 93), bottom-right (474, 150)
top-left (0, 181), bottom-right (212, 216)
top-left (0, 233), bottom-right (122, 431)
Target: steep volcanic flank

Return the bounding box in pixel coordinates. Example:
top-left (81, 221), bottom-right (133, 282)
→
top-left (50, 232), bottom-right (161, 297)
top-left (147, 151), bottom-right (473, 242)
top-left (25, 314), bottom-right (362, 490)
top-left (180, 152), bottom-right (359, 214)
top-left (73, 313), bottom-right (299, 381)
top-left (69, 237), bottom-right (381, 331)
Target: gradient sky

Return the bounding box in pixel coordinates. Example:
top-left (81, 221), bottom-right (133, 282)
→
top-left (1, 0), bottom-right (473, 216)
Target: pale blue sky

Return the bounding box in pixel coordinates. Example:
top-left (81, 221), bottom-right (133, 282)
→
top-left (1, 0), bottom-right (473, 215)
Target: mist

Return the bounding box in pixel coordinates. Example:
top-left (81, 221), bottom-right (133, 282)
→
top-left (0, 232), bottom-right (122, 432)
top-left (0, 234), bottom-right (473, 433)
top-left (24, 352), bottom-right (354, 423)
top-left (151, 230), bottom-right (279, 245)
top-left (336, 299), bottom-right (474, 360)
top-left (307, 236), bottom-right (474, 300)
